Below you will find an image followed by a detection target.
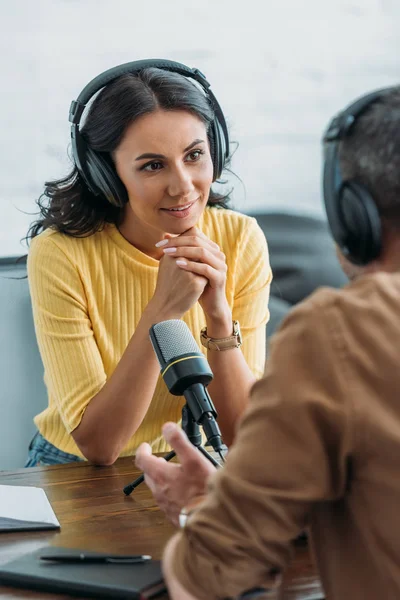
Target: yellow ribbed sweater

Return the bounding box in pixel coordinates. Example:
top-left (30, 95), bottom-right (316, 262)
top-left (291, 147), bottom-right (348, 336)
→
top-left (27, 208), bottom-right (271, 457)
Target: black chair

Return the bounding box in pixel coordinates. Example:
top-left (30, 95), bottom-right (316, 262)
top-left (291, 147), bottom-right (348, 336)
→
top-left (250, 212), bottom-right (347, 340)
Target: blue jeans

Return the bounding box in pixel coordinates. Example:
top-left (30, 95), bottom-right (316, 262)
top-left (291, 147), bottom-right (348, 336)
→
top-left (24, 431), bottom-right (83, 467)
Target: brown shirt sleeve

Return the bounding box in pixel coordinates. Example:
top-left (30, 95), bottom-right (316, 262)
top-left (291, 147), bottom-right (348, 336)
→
top-left (171, 292), bottom-right (354, 599)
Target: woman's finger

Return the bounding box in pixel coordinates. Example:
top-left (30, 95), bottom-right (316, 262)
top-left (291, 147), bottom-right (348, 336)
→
top-left (175, 259), bottom-right (226, 287)
top-left (171, 236), bottom-right (219, 252)
top-left (163, 246), bottom-right (226, 270)
top-left (157, 227), bottom-right (220, 252)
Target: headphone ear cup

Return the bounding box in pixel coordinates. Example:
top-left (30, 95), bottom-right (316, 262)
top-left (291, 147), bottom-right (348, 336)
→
top-left (210, 119), bottom-right (226, 181)
top-left (85, 147), bottom-right (128, 207)
top-left (339, 181), bottom-right (381, 265)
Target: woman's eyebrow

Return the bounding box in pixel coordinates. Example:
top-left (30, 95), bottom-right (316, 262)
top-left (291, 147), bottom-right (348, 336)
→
top-left (183, 139), bottom-right (205, 152)
top-left (135, 139), bottom-right (205, 162)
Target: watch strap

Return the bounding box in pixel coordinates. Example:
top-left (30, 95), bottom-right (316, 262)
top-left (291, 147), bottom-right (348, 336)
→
top-left (200, 320), bottom-right (242, 351)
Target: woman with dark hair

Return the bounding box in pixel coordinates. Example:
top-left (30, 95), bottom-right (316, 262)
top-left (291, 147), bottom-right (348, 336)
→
top-left (25, 61), bottom-right (271, 467)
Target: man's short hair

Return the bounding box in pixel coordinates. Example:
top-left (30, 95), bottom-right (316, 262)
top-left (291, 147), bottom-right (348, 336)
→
top-left (339, 86), bottom-right (400, 228)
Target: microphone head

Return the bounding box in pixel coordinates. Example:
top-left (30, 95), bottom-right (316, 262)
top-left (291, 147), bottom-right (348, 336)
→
top-left (149, 320), bottom-right (213, 395)
top-left (149, 320), bottom-right (221, 451)
top-left (150, 319), bottom-right (201, 366)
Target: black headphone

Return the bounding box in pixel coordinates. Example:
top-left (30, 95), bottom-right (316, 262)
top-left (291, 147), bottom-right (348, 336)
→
top-left (68, 59), bottom-right (230, 208)
top-left (322, 88), bottom-right (392, 265)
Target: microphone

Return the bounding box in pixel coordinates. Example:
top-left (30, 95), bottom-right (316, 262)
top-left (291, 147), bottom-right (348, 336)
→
top-left (149, 320), bottom-right (224, 453)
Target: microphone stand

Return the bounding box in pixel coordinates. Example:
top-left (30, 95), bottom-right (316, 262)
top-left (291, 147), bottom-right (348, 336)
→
top-left (123, 404), bottom-right (224, 496)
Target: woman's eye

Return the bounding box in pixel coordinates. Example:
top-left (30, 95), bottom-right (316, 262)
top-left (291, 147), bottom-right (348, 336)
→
top-left (142, 161), bottom-right (163, 172)
top-left (186, 150), bottom-right (203, 162)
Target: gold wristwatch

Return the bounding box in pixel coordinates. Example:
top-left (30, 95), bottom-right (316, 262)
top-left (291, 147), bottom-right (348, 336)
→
top-left (200, 320), bottom-right (242, 351)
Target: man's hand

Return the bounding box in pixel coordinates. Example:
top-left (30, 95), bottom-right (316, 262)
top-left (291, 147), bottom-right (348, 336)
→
top-left (135, 422), bottom-right (217, 526)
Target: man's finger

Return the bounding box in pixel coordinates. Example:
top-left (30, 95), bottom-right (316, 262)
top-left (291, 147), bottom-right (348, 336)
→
top-left (135, 442), bottom-right (164, 477)
top-left (135, 442), bottom-right (153, 470)
top-left (143, 473), bottom-right (158, 496)
top-left (162, 422), bottom-right (209, 469)
top-left (136, 442), bottom-right (177, 484)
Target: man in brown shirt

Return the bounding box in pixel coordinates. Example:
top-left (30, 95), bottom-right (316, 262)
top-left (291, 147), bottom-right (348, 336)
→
top-left (136, 87), bottom-right (400, 599)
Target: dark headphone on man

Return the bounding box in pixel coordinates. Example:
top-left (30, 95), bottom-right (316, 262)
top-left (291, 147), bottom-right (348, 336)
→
top-left (322, 88), bottom-right (393, 265)
top-left (68, 59), bottom-right (230, 208)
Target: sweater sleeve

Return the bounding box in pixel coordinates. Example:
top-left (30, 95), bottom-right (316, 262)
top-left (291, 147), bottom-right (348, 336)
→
top-left (233, 217), bottom-right (272, 379)
top-left (27, 234), bottom-right (106, 433)
top-left (170, 295), bottom-right (352, 599)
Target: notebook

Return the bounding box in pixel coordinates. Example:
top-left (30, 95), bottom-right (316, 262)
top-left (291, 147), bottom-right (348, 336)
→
top-left (0, 547), bottom-right (166, 599)
top-left (0, 484), bottom-right (60, 532)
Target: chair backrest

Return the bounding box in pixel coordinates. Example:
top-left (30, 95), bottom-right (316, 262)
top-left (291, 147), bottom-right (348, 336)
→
top-left (254, 212), bottom-right (347, 305)
top-left (0, 259), bottom-right (47, 469)
top-left (252, 211), bottom-right (347, 341)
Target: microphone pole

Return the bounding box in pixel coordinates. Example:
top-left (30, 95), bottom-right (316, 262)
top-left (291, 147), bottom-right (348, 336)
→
top-left (123, 404), bottom-right (221, 496)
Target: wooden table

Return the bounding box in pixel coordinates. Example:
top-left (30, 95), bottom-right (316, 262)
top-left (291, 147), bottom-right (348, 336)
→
top-left (0, 458), bottom-right (324, 599)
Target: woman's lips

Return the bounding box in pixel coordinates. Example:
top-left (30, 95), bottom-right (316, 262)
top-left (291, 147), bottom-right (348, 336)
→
top-left (161, 199), bottom-right (197, 219)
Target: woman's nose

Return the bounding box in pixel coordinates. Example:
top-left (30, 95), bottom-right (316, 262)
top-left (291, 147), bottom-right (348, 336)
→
top-left (167, 165), bottom-right (195, 198)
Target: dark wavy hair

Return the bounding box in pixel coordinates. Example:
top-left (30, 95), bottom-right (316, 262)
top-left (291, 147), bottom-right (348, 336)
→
top-left (26, 67), bottom-right (231, 242)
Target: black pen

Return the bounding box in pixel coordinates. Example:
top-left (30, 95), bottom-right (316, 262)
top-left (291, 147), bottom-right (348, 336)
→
top-left (39, 552), bottom-right (152, 564)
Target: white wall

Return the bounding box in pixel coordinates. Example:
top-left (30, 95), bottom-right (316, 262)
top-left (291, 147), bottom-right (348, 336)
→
top-left (1, 0), bottom-right (399, 256)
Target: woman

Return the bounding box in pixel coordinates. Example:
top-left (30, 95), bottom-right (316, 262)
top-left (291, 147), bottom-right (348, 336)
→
top-left (25, 59), bottom-right (271, 466)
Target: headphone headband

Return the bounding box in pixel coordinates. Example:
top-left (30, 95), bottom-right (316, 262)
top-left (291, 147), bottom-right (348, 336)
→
top-left (323, 88), bottom-right (390, 143)
top-left (69, 59), bottom-right (230, 205)
top-left (69, 59), bottom-right (213, 122)
top-left (322, 87), bottom-right (393, 265)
